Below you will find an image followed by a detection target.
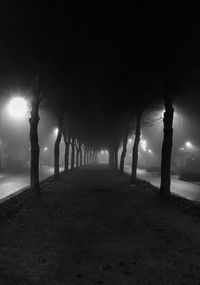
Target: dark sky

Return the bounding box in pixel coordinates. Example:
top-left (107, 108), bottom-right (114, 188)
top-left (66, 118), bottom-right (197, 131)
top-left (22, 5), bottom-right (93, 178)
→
top-left (1, 2), bottom-right (200, 147)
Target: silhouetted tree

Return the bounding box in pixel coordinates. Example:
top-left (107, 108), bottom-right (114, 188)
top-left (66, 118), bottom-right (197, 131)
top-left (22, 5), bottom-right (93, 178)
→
top-left (79, 141), bottom-right (83, 166)
top-left (119, 114), bottom-right (133, 174)
top-left (63, 116), bottom-right (71, 173)
top-left (54, 107), bottom-right (64, 179)
top-left (71, 132), bottom-right (75, 170)
top-left (131, 105), bottom-right (143, 183)
top-left (83, 145), bottom-right (87, 166)
top-left (29, 77), bottom-right (43, 196)
top-left (75, 138), bottom-right (80, 168)
top-left (160, 85), bottom-right (174, 197)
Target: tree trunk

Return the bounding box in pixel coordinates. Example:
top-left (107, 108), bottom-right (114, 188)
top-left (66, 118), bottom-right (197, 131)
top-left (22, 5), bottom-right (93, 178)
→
top-left (76, 144), bottom-right (80, 168)
top-left (29, 96), bottom-right (40, 196)
top-left (131, 109), bottom-right (142, 183)
top-left (119, 127), bottom-right (129, 174)
top-left (54, 110), bottom-right (64, 179)
top-left (79, 143), bottom-right (82, 166)
top-left (71, 135), bottom-right (75, 170)
top-left (64, 140), bottom-right (70, 172)
top-left (86, 148), bottom-right (89, 165)
top-left (84, 146), bottom-right (87, 166)
top-left (160, 92), bottom-right (174, 197)
top-left (63, 130), bottom-right (70, 173)
top-left (114, 141), bottom-right (120, 172)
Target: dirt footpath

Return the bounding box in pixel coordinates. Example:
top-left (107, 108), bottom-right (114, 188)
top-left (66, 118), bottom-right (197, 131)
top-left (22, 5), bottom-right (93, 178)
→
top-left (0, 166), bottom-right (200, 285)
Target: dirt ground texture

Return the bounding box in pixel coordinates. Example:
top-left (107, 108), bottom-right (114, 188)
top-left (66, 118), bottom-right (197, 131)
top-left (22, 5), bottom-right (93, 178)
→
top-left (0, 165), bottom-right (200, 285)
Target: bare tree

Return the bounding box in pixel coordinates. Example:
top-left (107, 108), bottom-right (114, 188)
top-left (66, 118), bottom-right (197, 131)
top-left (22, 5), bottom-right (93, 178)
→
top-left (54, 107), bottom-right (64, 179)
top-left (71, 132), bottom-right (75, 170)
top-left (160, 83), bottom-right (174, 197)
top-left (63, 118), bottom-right (71, 173)
top-left (131, 106), bottom-right (142, 183)
top-left (29, 77), bottom-right (43, 196)
top-left (75, 138), bottom-right (80, 168)
top-left (119, 115), bottom-right (134, 174)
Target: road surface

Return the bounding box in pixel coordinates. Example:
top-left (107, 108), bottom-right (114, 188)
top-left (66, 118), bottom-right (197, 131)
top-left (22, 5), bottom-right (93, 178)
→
top-left (1, 165), bottom-right (200, 205)
top-left (125, 166), bottom-right (200, 203)
top-left (0, 167), bottom-right (63, 203)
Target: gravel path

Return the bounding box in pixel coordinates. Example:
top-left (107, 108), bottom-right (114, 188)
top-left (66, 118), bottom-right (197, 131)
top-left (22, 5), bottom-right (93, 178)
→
top-left (0, 165), bottom-right (200, 284)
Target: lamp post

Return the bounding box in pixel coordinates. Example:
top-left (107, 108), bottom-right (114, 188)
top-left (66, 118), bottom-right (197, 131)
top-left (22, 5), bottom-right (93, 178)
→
top-left (0, 96), bottom-right (28, 170)
top-left (179, 142), bottom-right (194, 173)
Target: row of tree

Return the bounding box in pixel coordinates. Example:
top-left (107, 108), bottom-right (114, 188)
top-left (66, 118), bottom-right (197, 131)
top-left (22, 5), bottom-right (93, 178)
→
top-left (29, 77), bottom-right (97, 198)
top-left (108, 84), bottom-right (174, 199)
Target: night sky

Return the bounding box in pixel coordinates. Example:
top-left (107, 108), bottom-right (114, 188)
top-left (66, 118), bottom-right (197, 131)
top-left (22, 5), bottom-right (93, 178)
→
top-left (1, 2), bottom-right (200, 146)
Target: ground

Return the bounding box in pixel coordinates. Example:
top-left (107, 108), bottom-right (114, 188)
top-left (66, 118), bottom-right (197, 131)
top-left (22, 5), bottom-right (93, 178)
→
top-left (0, 165), bottom-right (200, 284)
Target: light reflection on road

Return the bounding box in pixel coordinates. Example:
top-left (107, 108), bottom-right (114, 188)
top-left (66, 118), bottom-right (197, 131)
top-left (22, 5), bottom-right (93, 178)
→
top-left (0, 167), bottom-right (63, 203)
top-left (125, 166), bottom-right (200, 203)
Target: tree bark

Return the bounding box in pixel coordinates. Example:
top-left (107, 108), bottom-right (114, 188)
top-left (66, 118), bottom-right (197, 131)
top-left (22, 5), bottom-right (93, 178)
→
top-left (54, 110), bottom-right (64, 179)
top-left (29, 94), bottom-right (41, 196)
top-left (131, 109), bottom-right (142, 183)
top-left (84, 146), bottom-right (87, 166)
top-left (79, 142), bottom-right (82, 166)
top-left (114, 141), bottom-right (120, 172)
top-left (64, 140), bottom-right (70, 172)
top-left (63, 129), bottom-right (70, 173)
top-left (71, 134), bottom-right (75, 170)
top-left (160, 91), bottom-right (174, 197)
top-left (119, 127), bottom-right (129, 174)
top-left (75, 142), bottom-right (80, 168)
top-left (86, 147), bottom-right (89, 165)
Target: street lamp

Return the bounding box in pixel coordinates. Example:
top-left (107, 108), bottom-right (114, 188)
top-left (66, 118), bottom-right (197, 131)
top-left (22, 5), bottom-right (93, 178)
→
top-left (185, 141), bottom-right (193, 148)
top-left (54, 128), bottom-right (59, 135)
top-left (0, 96), bottom-right (28, 170)
top-left (7, 97), bottom-right (28, 119)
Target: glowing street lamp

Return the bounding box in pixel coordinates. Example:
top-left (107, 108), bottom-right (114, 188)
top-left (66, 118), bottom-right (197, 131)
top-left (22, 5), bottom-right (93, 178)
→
top-left (185, 141), bottom-right (193, 148)
top-left (7, 97), bottom-right (28, 119)
top-left (0, 96), bottom-right (28, 168)
top-left (54, 128), bottom-right (59, 135)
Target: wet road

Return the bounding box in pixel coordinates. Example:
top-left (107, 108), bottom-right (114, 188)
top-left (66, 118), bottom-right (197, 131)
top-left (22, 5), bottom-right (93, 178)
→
top-left (125, 166), bottom-right (200, 203)
top-left (0, 167), bottom-right (63, 203)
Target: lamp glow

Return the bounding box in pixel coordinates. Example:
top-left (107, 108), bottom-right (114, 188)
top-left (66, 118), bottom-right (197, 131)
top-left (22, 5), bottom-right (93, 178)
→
top-left (54, 128), bottom-right (59, 135)
top-left (185, 141), bottom-right (192, 148)
top-left (7, 97), bottom-right (28, 118)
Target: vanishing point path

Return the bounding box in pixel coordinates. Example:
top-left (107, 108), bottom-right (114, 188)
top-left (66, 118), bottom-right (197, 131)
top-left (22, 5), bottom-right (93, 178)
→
top-left (0, 165), bottom-right (200, 284)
